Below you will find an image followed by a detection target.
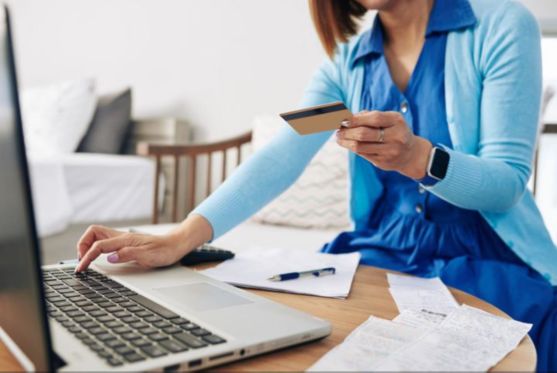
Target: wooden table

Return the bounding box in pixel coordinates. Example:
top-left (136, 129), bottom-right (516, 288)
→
top-left (0, 266), bottom-right (536, 372)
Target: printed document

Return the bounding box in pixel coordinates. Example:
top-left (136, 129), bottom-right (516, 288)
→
top-left (200, 247), bottom-right (360, 298)
top-left (387, 273), bottom-right (458, 314)
top-left (309, 305), bottom-right (532, 371)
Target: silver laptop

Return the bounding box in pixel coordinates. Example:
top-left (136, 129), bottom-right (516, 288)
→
top-left (0, 6), bottom-right (330, 371)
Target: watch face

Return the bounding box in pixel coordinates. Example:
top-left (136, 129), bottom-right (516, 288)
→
top-left (430, 148), bottom-right (450, 180)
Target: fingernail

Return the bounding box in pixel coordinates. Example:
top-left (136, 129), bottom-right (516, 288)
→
top-left (107, 253), bottom-right (119, 263)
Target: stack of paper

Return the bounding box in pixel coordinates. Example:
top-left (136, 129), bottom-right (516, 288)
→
top-left (387, 273), bottom-right (458, 315)
top-left (309, 305), bottom-right (532, 372)
top-left (200, 247), bottom-right (360, 298)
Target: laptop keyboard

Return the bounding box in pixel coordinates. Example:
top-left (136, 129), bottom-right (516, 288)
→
top-left (43, 268), bottom-right (226, 367)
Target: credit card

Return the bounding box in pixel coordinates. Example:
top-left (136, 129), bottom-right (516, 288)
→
top-left (280, 101), bottom-right (352, 135)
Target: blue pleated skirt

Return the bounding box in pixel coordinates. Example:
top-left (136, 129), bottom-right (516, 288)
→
top-left (321, 183), bottom-right (557, 371)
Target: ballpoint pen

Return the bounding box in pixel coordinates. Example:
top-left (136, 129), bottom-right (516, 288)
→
top-left (267, 267), bottom-right (336, 282)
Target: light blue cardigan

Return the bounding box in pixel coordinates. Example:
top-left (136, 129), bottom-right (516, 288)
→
top-left (194, 0), bottom-right (557, 285)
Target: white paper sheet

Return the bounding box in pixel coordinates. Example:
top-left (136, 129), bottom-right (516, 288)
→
top-left (387, 273), bottom-right (458, 314)
top-left (200, 247), bottom-right (360, 298)
top-left (308, 316), bottom-right (427, 371)
top-left (393, 309), bottom-right (447, 328)
top-left (375, 305), bottom-right (532, 372)
top-left (308, 305), bottom-right (532, 372)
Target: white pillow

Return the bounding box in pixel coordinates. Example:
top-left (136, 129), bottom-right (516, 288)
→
top-left (250, 115), bottom-right (351, 229)
top-left (21, 79), bottom-right (97, 155)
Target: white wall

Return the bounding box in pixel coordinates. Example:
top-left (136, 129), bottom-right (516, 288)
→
top-left (5, 0), bottom-right (557, 238)
top-left (5, 0), bottom-right (327, 141)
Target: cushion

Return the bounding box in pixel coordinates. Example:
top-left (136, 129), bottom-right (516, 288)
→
top-left (21, 79), bottom-right (97, 155)
top-left (250, 115), bottom-right (351, 229)
top-left (78, 88), bottom-right (133, 154)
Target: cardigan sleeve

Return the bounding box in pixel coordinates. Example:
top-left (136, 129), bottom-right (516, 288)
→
top-left (427, 2), bottom-right (542, 213)
top-left (191, 55), bottom-right (346, 240)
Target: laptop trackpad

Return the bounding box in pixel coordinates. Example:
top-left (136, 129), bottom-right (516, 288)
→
top-left (154, 282), bottom-right (253, 312)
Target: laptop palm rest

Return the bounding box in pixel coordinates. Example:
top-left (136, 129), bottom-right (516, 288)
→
top-left (154, 283), bottom-right (253, 312)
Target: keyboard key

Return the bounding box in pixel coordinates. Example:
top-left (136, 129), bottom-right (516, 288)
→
top-left (131, 338), bottom-right (152, 348)
top-left (127, 306), bottom-right (143, 313)
top-left (90, 343), bottom-right (104, 352)
top-left (97, 333), bottom-right (116, 342)
top-left (67, 310), bottom-right (85, 318)
top-left (82, 305), bottom-right (98, 312)
top-left (74, 316), bottom-right (92, 324)
top-left (141, 345), bottom-right (167, 358)
top-left (104, 292), bottom-right (122, 299)
top-left (144, 315), bottom-right (162, 323)
top-left (181, 322), bottom-right (198, 331)
top-left (162, 326), bottom-right (182, 335)
top-left (130, 322), bottom-right (149, 330)
top-left (97, 350), bottom-right (113, 359)
top-left (124, 352), bottom-right (145, 363)
top-left (114, 346), bottom-right (135, 356)
top-left (120, 301), bottom-right (136, 308)
top-left (111, 297), bottom-right (127, 304)
top-left (122, 316), bottom-right (139, 324)
top-left (139, 327), bottom-right (158, 335)
top-left (160, 339), bottom-right (188, 353)
top-left (122, 332), bottom-right (142, 341)
top-left (174, 333), bottom-right (208, 349)
top-left (97, 301), bottom-right (113, 308)
top-left (114, 311), bottom-right (129, 318)
top-left (148, 333), bottom-right (169, 342)
top-left (129, 295), bottom-right (179, 319)
top-left (153, 321), bottom-right (171, 328)
top-left (68, 326), bottom-right (81, 334)
top-left (105, 339), bottom-right (126, 349)
top-left (202, 334), bottom-right (226, 345)
top-left (98, 315), bottom-right (114, 323)
top-left (170, 317), bottom-right (189, 325)
top-left (113, 326), bottom-right (131, 335)
top-left (90, 327), bottom-right (105, 335)
top-left (105, 320), bottom-right (122, 329)
top-left (136, 311), bottom-right (152, 318)
top-left (81, 321), bottom-right (98, 329)
top-left (106, 306), bottom-right (121, 313)
top-left (191, 328), bottom-right (210, 337)
top-left (106, 358), bottom-right (123, 367)
top-left (90, 310), bottom-right (107, 317)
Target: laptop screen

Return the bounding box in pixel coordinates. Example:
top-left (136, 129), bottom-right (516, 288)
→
top-left (0, 6), bottom-right (52, 371)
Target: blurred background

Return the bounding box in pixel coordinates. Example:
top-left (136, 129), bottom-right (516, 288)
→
top-left (3, 0), bottom-right (556, 260)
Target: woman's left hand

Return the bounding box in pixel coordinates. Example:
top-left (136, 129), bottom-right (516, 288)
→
top-left (336, 111), bottom-right (433, 179)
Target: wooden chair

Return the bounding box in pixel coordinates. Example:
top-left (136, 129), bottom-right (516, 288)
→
top-left (137, 131), bottom-right (252, 224)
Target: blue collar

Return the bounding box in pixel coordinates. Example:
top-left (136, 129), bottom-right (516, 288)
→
top-left (352, 0), bottom-right (476, 66)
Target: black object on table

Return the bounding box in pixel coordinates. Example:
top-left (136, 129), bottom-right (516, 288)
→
top-left (179, 244), bottom-right (235, 266)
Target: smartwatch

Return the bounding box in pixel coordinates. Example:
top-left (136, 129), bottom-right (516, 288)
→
top-left (418, 146), bottom-right (450, 186)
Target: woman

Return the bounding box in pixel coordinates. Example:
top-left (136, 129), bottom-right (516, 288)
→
top-left (76, 0), bottom-right (557, 369)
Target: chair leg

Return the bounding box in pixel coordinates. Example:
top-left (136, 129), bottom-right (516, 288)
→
top-left (152, 156), bottom-right (161, 224)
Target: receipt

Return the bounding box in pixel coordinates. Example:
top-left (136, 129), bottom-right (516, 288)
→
top-left (375, 305), bottom-right (532, 372)
top-left (308, 305), bottom-right (532, 372)
top-left (308, 316), bottom-right (426, 371)
top-left (393, 309), bottom-right (447, 328)
top-left (387, 274), bottom-right (458, 314)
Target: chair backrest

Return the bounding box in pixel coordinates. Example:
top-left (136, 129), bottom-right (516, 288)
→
top-left (137, 131), bottom-right (252, 223)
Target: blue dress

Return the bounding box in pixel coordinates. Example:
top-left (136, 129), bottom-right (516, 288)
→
top-left (321, 2), bottom-right (557, 371)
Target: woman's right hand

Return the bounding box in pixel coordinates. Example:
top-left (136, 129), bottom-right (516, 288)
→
top-left (74, 214), bottom-right (213, 272)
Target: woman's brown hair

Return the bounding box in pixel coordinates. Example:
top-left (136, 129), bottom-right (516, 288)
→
top-left (309, 0), bottom-right (367, 58)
